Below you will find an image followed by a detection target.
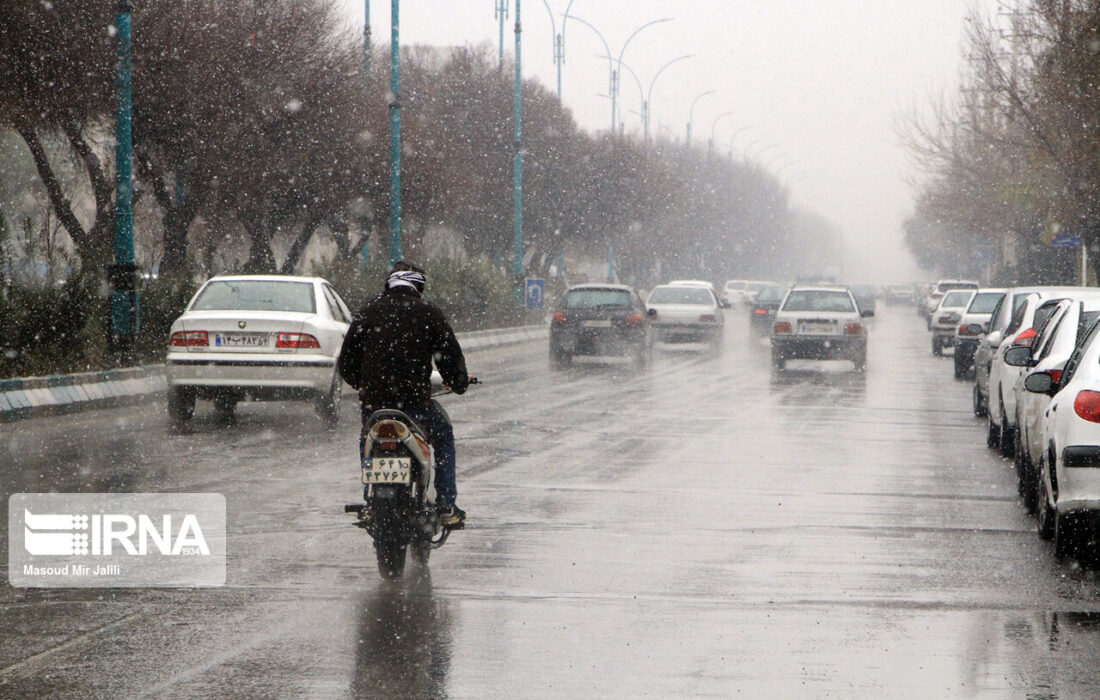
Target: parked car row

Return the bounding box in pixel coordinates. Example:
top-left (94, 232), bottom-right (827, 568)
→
top-left (930, 283), bottom-right (1100, 563)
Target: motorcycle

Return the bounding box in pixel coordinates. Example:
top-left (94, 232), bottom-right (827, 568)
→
top-left (344, 376), bottom-right (477, 580)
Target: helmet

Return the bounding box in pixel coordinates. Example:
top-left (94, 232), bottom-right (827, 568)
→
top-left (385, 261), bottom-right (426, 296)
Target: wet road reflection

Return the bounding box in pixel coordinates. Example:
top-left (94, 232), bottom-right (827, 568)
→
top-left (5, 308), bottom-right (1100, 696)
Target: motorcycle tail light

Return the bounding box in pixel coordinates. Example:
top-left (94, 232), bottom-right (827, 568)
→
top-left (1074, 390), bottom-right (1100, 423)
top-left (276, 332), bottom-right (321, 349)
top-left (626, 313), bottom-right (644, 325)
top-left (774, 322), bottom-right (792, 334)
top-left (373, 420), bottom-right (408, 440)
top-left (170, 330), bottom-right (208, 347)
top-left (552, 312), bottom-right (567, 324)
top-left (843, 323), bottom-right (862, 335)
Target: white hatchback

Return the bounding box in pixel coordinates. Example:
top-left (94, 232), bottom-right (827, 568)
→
top-left (771, 286), bottom-right (871, 371)
top-left (646, 284), bottom-right (724, 350)
top-left (165, 275), bottom-right (352, 425)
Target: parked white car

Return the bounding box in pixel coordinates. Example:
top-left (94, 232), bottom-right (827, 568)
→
top-left (987, 288), bottom-right (1099, 455)
top-left (930, 289), bottom-right (975, 356)
top-left (770, 286), bottom-right (871, 372)
top-left (1026, 318), bottom-right (1100, 560)
top-left (953, 288), bottom-right (1005, 379)
top-left (646, 284), bottom-right (724, 350)
top-left (165, 275), bottom-right (352, 425)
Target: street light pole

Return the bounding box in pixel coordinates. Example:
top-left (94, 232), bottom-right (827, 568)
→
top-left (388, 0), bottom-right (402, 264)
top-left (686, 89), bottom-right (714, 146)
top-left (513, 0), bottom-right (524, 304)
top-left (708, 110), bottom-right (735, 155)
top-left (599, 55), bottom-right (643, 133)
top-left (539, 0), bottom-right (576, 100)
top-left (644, 53), bottom-right (692, 142)
top-left (109, 0), bottom-right (138, 361)
top-left (613, 17), bottom-right (672, 135)
top-left (566, 15), bottom-right (613, 131)
top-left (360, 0), bottom-right (372, 269)
top-left (495, 0), bottom-right (508, 71)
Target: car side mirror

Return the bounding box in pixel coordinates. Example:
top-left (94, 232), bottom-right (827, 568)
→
top-left (1024, 371), bottom-right (1057, 395)
top-left (719, 299), bottom-right (731, 309)
top-left (860, 309), bottom-right (875, 318)
top-left (646, 308), bottom-right (658, 318)
top-left (986, 330), bottom-right (1003, 349)
top-left (1003, 346), bottom-right (1033, 367)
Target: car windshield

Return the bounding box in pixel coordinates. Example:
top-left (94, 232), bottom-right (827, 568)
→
top-left (938, 282), bottom-right (977, 292)
top-left (781, 290), bottom-right (855, 312)
top-left (941, 291), bottom-right (973, 308)
top-left (648, 287), bottom-right (713, 305)
top-left (564, 289), bottom-right (632, 309)
top-left (191, 280), bottom-right (316, 313)
top-left (756, 286), bottom-right (787, 302)
top-left (725, 281), bottom-right (745, 291)
top-left (967, 292), bottom-right (1003, 314)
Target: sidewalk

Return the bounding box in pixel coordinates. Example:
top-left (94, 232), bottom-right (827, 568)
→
top-left (0, 325), bottom-right (547, 423)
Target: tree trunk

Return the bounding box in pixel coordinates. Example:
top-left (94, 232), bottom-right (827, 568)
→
top-left (281, 214), bottom-right (321, 273)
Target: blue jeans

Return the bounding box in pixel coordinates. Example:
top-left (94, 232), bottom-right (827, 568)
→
top-left (361, 401), bottom-right (457, 507)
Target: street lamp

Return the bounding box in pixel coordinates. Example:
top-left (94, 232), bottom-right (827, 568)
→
top-left (597, 54), bottom-right (642, 132)
top-left (539, 0), bottom-right (577, 99)
top-left (613, 18), bottom-right (672, 135)
top-left (495, 0), bottom-right (508, 70)
top-left (686, 89), bottom-right (714, 145)
top-left (725, 125), bottom-right (752, 158)
top-left (708, 110), bottom-right (736, 155)
top-left (644, 54), bottom-right (693, 142)
top-left (109, 0), bottom-right (138, 361)
top-left (388, 0), bottom-right (402, 264)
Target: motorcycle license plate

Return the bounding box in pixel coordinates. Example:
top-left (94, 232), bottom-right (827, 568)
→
top-left (362, 457), bottom-right (412, 485)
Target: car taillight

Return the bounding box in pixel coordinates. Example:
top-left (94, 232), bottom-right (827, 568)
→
top-left (843, 323), bottom-right (862, 335)
top-left (1013, 327), bottom-right (1038, 348)
top-left (1049, 369), bottom-right (1063, 385)
top-left (699, 314), bottom-right (717, 323)
top-left (552, 312), bottom-right (567, 324)
top-left (276, 332), bottom-right (320, 349)
top-left (753, 308), bottom-right (768, 315)
top-left (626, 313), bottom-right (644, 325)
top-left (169, 330), bottom-right (208, 347)
top-left (774, 321), bottom-right (792, 334)
top-left (1074, 390), bottom-right (1100, 423)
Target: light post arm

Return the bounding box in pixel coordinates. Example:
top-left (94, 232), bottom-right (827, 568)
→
top-left (614, 17), bottom-right (672, 134)
top-left (566, 15), bottom-right (614, 130)
top-left (687, 89), bottom-right (715, 144)
top-left (644, 53), bottom-right (692, 141)
top-left (708, 110), bottom-right (735, 154)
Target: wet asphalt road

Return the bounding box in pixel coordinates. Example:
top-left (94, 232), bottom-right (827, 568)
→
top-left (4, 307), bottom-right (1100, 698)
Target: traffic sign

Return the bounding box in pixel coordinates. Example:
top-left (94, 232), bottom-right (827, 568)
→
top-left (524, 278), bottom-right (545, 309)
top-left (1052, 233), bottom-right (1083, 248)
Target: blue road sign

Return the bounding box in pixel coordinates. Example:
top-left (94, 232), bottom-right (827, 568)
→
top-left (1052, 233), bottom-right (1083, 248)
top-left (525, 278), bottom-right (545, 310)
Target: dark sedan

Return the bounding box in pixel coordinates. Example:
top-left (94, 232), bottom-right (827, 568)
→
top-left (749, 285), bottom-right (789, 334)
top-left (549, 284), bottom-right (651, 369)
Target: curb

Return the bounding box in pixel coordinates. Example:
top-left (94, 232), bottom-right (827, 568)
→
top-left (0, 325), bottom-right (548, 423)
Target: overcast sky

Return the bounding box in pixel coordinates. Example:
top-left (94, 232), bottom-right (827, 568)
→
top-left (340, 1), bottom-right (997, 283)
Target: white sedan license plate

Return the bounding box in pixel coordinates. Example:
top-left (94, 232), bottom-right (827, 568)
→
top-left (799, 322), bottom-right (836, 335)
top-left (214, 332), bottom-right (268, 347)
top-left (584, 320), bottom-right (613, 328)
top-left (362, 457), bottom-right (412, 485)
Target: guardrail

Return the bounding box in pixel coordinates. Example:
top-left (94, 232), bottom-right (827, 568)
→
top-left (0, 324), bottom-right (548, 423)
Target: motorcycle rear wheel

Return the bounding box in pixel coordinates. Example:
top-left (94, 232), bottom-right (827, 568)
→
top-left (375, 539), bottom-right (407, 580)
top-left (411, 541), bottom-right (431, 565)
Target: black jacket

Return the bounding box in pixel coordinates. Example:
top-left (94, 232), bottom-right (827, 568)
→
top-left (337, 286), bottom-right (468, 412)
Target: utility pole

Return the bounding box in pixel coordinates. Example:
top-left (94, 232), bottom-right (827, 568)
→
top-left (388, 0), bottom-right (401, 264)
top-left (109, 0), bottom-right (138, 362)
top-left (513, 0), bottom-right (524, 304)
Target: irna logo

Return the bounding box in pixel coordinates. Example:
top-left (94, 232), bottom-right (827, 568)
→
top-left (24, 509), bottom-right (210, 556)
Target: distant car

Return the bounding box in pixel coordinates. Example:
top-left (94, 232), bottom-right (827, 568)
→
top-left (646, 284), bottom-right (724, 350)
top-left (165, 275), bottom-right (352, 425)
top-left (1027, 318), bottom-right (1100, 560)
top-left (770, 286), bottom-right (872, 372)
top-left (952, 288), bottom-right (1005, 377)
top-left (721, 279), bottom-right (747, 307)
top-left (548, 284), bottom-right (651, 369)
top-left (886, 284), bottom-right (915, 305)
top-left (748, 285), bottom-right (789, 334)
top-left (922, 279), bottom-right (979, 321)
top-left (929, 289), bottom-right (975, 356)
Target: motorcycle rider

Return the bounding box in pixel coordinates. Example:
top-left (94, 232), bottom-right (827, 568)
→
top-left (338, 261), bottom-right (470, 525)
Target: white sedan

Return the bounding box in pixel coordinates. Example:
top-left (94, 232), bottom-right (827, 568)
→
top-left (770, 287), bottom-right (871, 372)
top-left (646, 284), bottom-right (724, 351)
top-left (165, 275), bottom-right (352, 425)
top-left (1028, 317), bottom-right (1100, 561)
